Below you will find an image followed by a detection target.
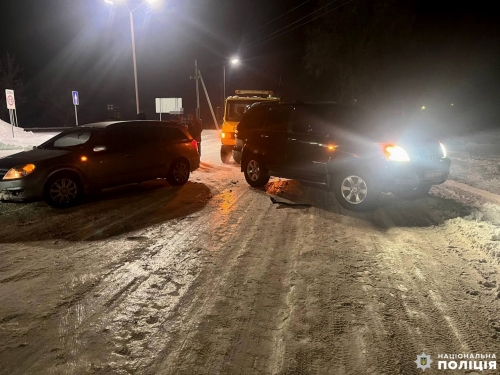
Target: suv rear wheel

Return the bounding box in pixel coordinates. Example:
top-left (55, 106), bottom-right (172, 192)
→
top-left (333, 170), bottom-right (380, 211)
top-left (243, 156), bottom-right (270, 187)
top-left (43, 172), bottom-right (82, 208)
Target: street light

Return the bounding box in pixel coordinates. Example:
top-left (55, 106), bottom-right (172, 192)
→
top-left (105, 0), bottom-right (157, 114)
top-left (223, 57), bottom-right (240, 102)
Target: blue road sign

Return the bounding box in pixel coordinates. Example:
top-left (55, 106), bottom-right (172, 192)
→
top-left (72, 91), bottom-right (79, 106)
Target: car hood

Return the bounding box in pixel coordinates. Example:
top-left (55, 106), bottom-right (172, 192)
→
top-left (0, 149), bottom-right (71, 168)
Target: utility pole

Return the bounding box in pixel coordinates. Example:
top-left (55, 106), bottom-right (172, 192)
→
top-left (195, 60), bottom-right (200, 121)
top-left (198, 70), bottom-right (219, 130)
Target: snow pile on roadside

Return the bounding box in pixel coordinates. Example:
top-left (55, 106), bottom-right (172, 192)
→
top-left (0, 119), bottom-right (55, 151)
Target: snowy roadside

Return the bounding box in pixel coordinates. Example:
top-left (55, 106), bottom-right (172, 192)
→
top-left (446, 129), bottom-right (500, 195)
top-left (0, 120), bottom-right (58, 159)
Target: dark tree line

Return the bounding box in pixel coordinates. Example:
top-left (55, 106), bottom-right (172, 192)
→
top-left (304, 0), bottom-right (500, 134)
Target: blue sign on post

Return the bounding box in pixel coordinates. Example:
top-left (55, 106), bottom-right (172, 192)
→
top-left (72, 91), bottom-right (79, 126)
top-left (72, 91), bottom-right (79, 106)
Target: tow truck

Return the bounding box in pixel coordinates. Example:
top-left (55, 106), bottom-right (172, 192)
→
top-left (220, 90), bottom-right (279, 164)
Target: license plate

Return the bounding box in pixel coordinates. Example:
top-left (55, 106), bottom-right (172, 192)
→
top-left (423, 170), bottom-right (443, 180)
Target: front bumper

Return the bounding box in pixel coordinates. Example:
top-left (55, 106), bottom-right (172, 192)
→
top-left (0, 174), bottom-right (44, 202)
top-left (378, 158), bottom-right (451, 192)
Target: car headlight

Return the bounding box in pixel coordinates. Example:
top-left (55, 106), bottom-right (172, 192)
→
top-left (3, 164), bottom-right (36, 180)
top-left (440, 142), bottom-right (447, 158)
top-left (384, 145), bottom-right (410, 162)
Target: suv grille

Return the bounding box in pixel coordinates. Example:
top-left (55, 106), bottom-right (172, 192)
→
top-left (409, 144), bottom-right (442, 160)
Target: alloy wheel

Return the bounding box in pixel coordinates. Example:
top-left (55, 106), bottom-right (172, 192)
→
top-left (247, 160), bottom-right (260, 182)
top-left (173, 162), bottom-right (189, 183)
top-left (340, 175), bottom-right (368, 204)
top-left (49, 178), bottom-right (78, 205)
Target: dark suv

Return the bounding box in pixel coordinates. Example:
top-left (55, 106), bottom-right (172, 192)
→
top-left (234, 102), bottom-right (450, 211)
top-left (0, 121), bottom-right (200, 208)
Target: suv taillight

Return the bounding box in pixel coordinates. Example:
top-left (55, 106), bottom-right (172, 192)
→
top-left (191, 139), bottom-right (199, 152)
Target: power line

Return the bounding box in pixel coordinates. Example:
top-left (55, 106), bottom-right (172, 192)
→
top-left (245, 0), bottom-right (311, 35)
top-left (244, 0), bottom-right (344, 49)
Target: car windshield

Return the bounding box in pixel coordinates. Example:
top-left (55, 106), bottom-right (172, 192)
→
top-left (39, 129), bottom-right (94, 149)
top-left (226, 100), bottom-right (268, 122)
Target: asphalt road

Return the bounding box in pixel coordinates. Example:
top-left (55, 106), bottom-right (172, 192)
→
top-left (1, 133), bottom-right (500, 374)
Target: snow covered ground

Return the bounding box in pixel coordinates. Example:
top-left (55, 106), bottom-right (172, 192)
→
top-left (0, 120), bottom-right (58, 158)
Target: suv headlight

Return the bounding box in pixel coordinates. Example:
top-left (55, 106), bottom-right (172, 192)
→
top-left (3, 164), bottom-right (36, 180)
top-left (384, 145), bottom-right (410, 162)
top-left (439, 142), bottom-right (447, 158)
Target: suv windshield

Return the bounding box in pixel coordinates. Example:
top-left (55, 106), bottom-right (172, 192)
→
top-left (226, 100), bottom-right (268, 122)
top-left (39, 129), bottom-right (94, 149)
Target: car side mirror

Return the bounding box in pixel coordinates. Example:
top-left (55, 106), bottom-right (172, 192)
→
top-left (93, 146), bottom-right (107, 153)
top-left (33, 146), bottom-right (37, 150)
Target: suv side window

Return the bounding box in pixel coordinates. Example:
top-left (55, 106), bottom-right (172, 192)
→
top-left (292, 107), bottom-right (332, 136)
top-left (265, 106), bottom-right (291, 132)
top-left (238, 106), bottom-right (269, 131)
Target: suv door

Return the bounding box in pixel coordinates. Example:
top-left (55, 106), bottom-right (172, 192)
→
top-left (259, 106), bottom-right (291, 170)
top-left (285, 105), bottom-right (336, 182)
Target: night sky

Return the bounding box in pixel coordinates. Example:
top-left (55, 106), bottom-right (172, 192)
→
top-left (0, 0), bottom-right (499, 129)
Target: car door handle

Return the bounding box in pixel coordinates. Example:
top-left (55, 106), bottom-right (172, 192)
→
top-left (261, 134), bottom-right (269, 138)
top-left (125, 154), bottom-right (132, 157)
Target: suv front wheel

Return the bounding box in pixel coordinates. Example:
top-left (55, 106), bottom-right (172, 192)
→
top-left (333, 170), bottom-right (380, 211)
top-left (243, 156), bottom-right (270, 187)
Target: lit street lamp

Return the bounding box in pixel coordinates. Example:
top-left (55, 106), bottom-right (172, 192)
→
top-left (223, 57), bottom-right (240, 102)
top-left (105, 0), bottom-right (158, 115)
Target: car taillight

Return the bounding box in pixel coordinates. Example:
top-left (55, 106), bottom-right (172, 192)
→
top-left (191, 139), bottom-right (198, 152)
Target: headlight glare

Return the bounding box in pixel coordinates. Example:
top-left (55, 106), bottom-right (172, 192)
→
top-left (385, 145), bottom-right (410, 162)
top-left (440, 142), bottom-right (447, 158)
top-left (3, 164), bottom-right (36, 180)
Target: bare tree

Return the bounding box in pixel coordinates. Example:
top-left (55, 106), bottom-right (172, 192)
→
top-left (305, 0), bottom-right (417, 105)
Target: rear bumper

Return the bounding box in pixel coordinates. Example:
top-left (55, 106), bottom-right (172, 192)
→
top-left (190, 157), bottom-right (200, 171)
top-left (0, 175), bottom-right (44, 202)
top-left (377, 158), bottom-right (451, 192)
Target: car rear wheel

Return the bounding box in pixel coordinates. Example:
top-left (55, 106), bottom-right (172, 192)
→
top-left (167, 159), bottom-right (190, 186)
top-left (333, 170), bottom-right (380, 211)
top-left (43, 173), bottom-right (82, 208)
top-left (243, 157), bottom-right (270, 187)
top-left (221, 146), bottom-right (231, 164)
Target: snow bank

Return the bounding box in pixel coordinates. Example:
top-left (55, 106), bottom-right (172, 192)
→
top-left (0, 119), bottom-right (57, 152)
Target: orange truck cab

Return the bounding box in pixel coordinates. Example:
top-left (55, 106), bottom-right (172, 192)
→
top-left (220, 90), bottom-right (279, 164)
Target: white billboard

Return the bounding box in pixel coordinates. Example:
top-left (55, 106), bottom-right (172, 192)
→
top-left (155, 98), bottom-right (183, 114)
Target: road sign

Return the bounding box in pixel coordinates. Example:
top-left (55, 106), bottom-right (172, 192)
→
top-left (5, 89), bottom-right (15, 110)
top-left (155, 98), bottom-right (183, 115)
top-left (72, 91), bottom-right (79, 106)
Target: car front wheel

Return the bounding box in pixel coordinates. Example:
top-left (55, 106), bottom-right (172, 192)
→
top-left (243, 156), bottom-right (270, 187)
top-left (167, 159), bottom-right (190, 186)
top-left (43, 173), bottom-right (82, 208)
top-left (333, 170), bottom-right (380, 211)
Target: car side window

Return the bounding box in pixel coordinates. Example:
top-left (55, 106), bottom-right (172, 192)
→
top-left (292, 107), bottom-right (332, 137)
top-left (164, 128), bottom-right (189, 141)
top-left (104, 127), bottom-right (137, 152)
top-left (52, 130), bottom-right (92, 148)
top-left (265, 107), bottom-right (291, 132)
